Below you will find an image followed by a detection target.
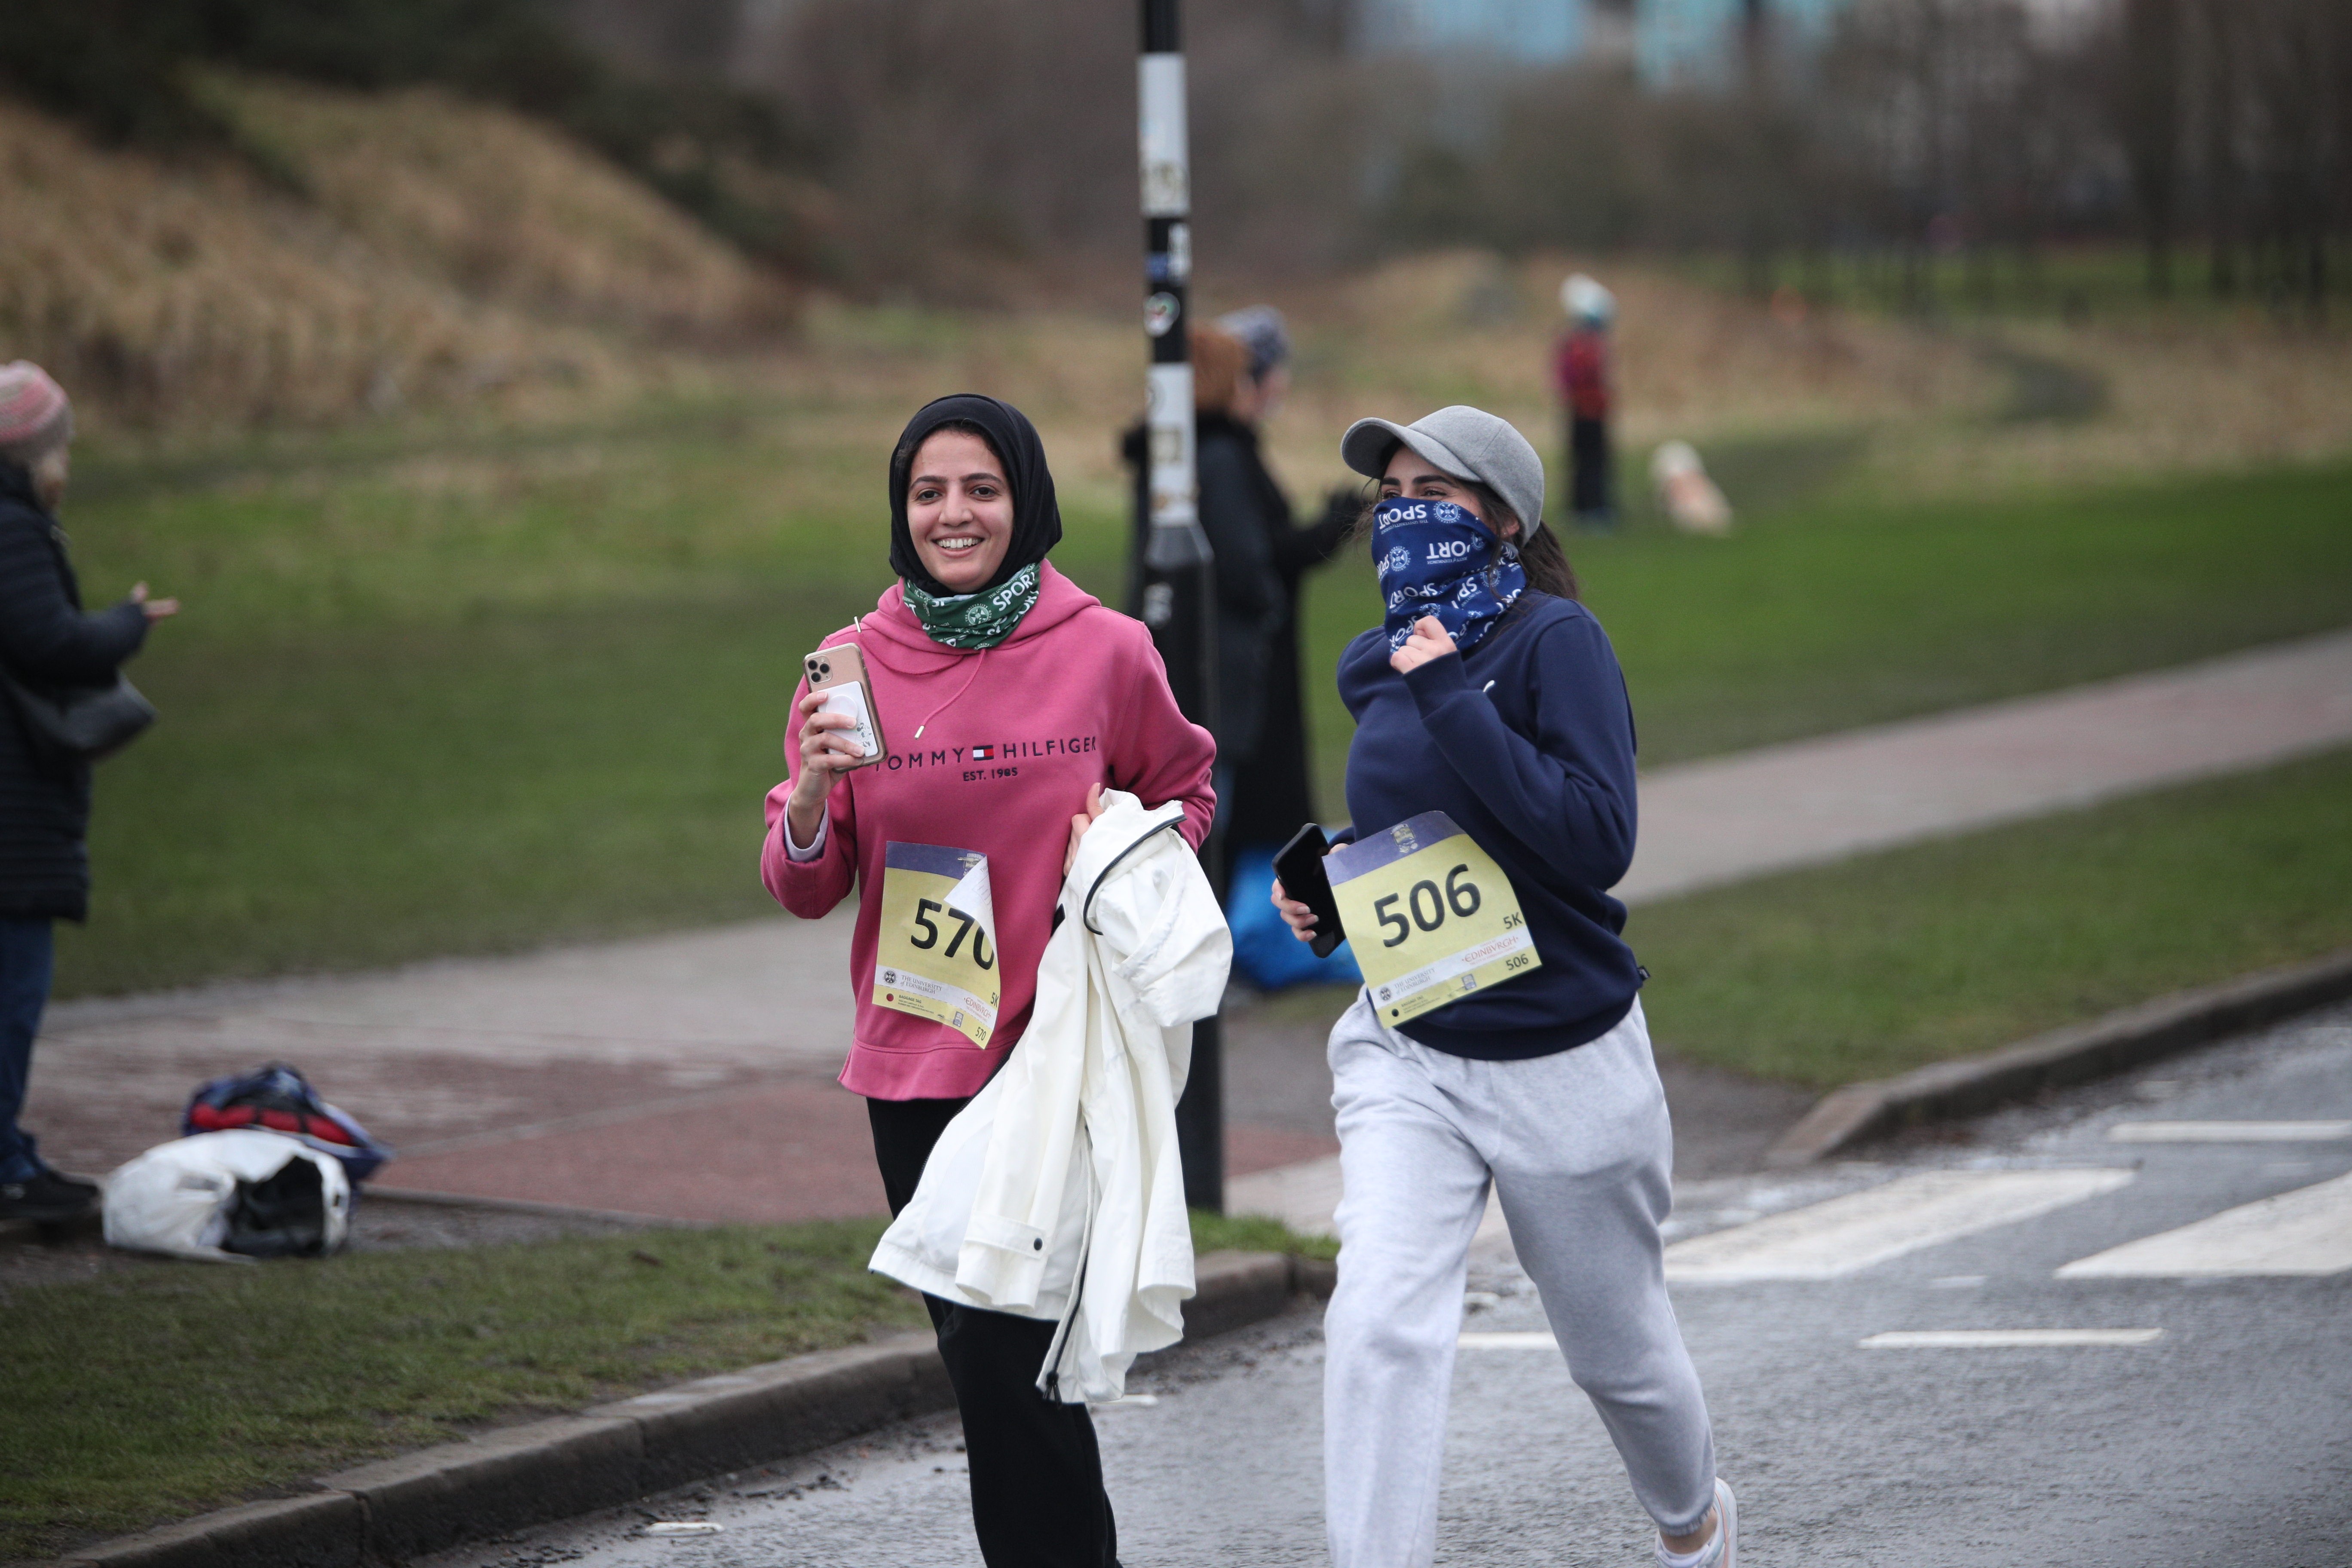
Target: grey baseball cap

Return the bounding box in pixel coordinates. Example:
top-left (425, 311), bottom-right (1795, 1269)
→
top-left (1340, 405), bottom-right (1547, 539)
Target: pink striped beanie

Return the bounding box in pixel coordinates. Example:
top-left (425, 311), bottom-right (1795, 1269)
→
top-left (0, 361), bottom-right (74, 465)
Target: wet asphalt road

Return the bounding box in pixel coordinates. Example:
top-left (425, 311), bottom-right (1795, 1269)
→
top-left (425, 1005), bottom-right (2352, 1568)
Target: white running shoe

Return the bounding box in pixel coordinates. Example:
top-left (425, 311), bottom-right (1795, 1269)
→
top-left (1654, 1478), bottom-right (1736, 1568)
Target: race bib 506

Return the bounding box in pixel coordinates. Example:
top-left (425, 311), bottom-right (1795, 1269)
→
top-left (1327, 811), bottom-right (1540, 1025)
top-left (874, 842), bottom-right (999, 1047)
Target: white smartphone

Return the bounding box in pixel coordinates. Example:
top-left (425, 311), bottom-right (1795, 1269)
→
top-left (803, 645), bottom-right (886, 771)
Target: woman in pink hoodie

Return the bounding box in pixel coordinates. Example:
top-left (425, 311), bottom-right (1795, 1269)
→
top-left (763, 394), bottom-right (1214, 1568)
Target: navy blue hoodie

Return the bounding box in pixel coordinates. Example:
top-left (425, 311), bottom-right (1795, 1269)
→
top-left (1335, 592), bottom-right (1641, 1059)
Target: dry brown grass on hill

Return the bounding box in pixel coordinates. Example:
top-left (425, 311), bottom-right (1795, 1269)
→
top-left (1870, 316), bottom-right (2352, 495)
top-left (1216, 252), bottom-right (2001, 499)
top-left (0, 95), bottom-right (625, 433)
top-left (208, 77), bottom-right (793, 338)
top-left (0, 79), bottom-right (799, 438)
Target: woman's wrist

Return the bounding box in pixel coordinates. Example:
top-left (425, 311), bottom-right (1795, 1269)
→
top-left (784, 787), bottom-right (827, 847)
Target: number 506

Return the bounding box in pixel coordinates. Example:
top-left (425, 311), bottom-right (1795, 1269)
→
top-left (1373, 864), bottom-right (1481, 948)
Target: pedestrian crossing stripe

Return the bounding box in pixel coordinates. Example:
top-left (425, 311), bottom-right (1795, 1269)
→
top-left (1663, 1169), bottom-right (2135, 1283)
top-left (2106, 1120), bottom-right (2352, 1143)
top-left (1859, 1329), bottom-right (2162, 1349)
top-left (2055, 1170), bottom-right (2352, 1277)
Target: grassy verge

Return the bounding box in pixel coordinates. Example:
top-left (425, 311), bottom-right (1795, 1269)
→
top-left (1631, 745), bottom-right (2352, 1088)
top-left (0, 1220), bottom-right (919, 1563)
top-left (2, 1210), bottom-right (1331, 1563)
top-left (55, 406), bottom-right (1132, 995)
top-left (1190, 1209), bottom-right (1339, 1262)
top-left (1299, 453), bottom-right (2352, 799)
top-left (52, 394), bottom-right (2352, 995)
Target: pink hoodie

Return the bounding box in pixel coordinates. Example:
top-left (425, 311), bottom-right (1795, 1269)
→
top-left (763, 563), bottom-right (1216, 1101)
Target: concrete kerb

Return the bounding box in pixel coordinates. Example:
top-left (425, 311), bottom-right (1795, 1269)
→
top-left (1764, 948), bottom-right (2352, 1167)
top-left (55, 1249), bottom-right (1336, 1568)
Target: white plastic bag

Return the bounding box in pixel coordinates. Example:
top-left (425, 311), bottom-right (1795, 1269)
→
top-left (103, 1129), bottom-right (350, 1262)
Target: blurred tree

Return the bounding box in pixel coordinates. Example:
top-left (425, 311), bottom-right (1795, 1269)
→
top-left (2115, 0), bottom-right (2184, 297)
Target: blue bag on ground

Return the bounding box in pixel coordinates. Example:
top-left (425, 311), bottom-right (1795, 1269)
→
top-left (1226, 845), bottom-right (1363, 991)
top-left (183, 1063), bottom-right (392, 1185)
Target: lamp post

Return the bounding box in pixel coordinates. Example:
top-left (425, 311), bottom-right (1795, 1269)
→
top-left (1136, 0), bottom-right (1223, 1213)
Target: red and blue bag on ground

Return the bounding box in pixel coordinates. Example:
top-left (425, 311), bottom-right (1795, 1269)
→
top-left (182, 1063), bottom-right (392, 1185)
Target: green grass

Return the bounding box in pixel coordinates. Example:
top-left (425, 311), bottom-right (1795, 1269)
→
top-left (1298, 454), bottom-right (2352, 805)
top-left (1189, 1209), bottom-right (1339, 1262)
top-left (52, 397), bottom-right (2352, 997)
top-left (0, 1220), bottom-right (922, 1563)
top-left (56, 404), bottom-right (1130, 995)
top-left (2, 1209), bottom-right (1333, 1562)
top-left (1631, 746), bottom-right (2352, 1088)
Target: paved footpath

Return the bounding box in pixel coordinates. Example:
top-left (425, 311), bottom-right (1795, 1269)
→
top-left (23, 630), bottom-right (2352, 1222)
top-left (427, 1006), bottom-right (2352, 1568)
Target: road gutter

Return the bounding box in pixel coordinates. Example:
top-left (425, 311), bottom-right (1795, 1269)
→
top-left (57, 1250), bottom-right (1333, 1568)
top-left (1764, 949), bottom-right (2352, 1167)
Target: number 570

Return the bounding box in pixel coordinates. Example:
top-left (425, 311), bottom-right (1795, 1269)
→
top-left (912, 898), bottom-right (995, 968)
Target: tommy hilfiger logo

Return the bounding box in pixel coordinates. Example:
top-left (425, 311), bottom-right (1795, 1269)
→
top-left (883, 734), bottom-right (1102, 772)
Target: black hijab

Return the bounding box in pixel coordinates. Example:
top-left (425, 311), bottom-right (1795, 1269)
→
top-left (888, 394), bottom-right (1063, 597)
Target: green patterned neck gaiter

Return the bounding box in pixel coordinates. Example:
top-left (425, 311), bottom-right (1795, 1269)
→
top-left (900, 562), bottom-right (1042, 650)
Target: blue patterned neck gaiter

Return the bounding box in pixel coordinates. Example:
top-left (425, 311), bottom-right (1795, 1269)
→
top-left (1372, 497), bottom-right (1527, 654)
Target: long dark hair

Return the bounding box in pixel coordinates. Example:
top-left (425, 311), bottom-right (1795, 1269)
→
top-left (1346, 479), bottom-right (1580, 603)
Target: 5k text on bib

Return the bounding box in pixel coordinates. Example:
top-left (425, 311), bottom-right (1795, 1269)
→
top-left (874, 842), bottom-right (1000, 1046)
top-left (1327, 811), bottom-right (1541, 1025)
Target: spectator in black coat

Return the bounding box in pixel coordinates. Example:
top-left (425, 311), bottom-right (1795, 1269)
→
top-left (1123, 313), bottom-right (1350, 862)
top-left (0, 362), bottom-right (177, 1223)
top-left (1207, 310), bottom-right (1354, 851)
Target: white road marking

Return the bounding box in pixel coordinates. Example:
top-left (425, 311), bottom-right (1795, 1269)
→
top-left (1663, 1169), bottom-right (2135, 1282)
top-left (1929, 1275), bottom-right (1988, 1289)
top-left (2106, 1120), bottom-right (2351, 1143)
top-left (1859, 1329), bottom-right (2163, 1349)
top-left (1458, 1331), bottom-right (1559, 1349)
top-left (2056, 1170), bottom-right (2352, 1277)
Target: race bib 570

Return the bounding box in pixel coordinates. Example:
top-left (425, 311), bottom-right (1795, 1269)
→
top-left (874, 842), bottom-right (1000, 1047)
top-left (1327, 811), bottom-right (1540, 1026)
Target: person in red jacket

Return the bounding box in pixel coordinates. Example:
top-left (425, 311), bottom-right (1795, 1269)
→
top-left (1553, 273), bottom-right (1618, 529)
top-left (762, 393), bottom-right (1214, 1568)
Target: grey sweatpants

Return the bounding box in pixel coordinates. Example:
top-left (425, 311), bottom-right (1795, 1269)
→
top-left (1323, 992), bottom-right (1716, 1568)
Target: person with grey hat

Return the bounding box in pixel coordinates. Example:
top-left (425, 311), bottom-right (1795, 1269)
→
top-left (1272, 406), bottom-right (1737, 1568)
top-left (0, 362), bottom-right (178, 1225)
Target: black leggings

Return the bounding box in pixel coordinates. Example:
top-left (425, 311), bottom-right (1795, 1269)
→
top-left (868, 1095), bottom-right (1120, 1568)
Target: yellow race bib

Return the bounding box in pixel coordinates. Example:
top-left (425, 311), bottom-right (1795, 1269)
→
top-left (874, 842), bottom-right (1001, 1047)
top-left (1328, 811), bottom-right (1540, 1026)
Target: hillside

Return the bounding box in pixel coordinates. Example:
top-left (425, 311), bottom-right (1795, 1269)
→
top-left (0, 80), bottom-right (788, 436)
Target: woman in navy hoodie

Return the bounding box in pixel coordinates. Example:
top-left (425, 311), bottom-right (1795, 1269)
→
top-left (1273, 406), bottom-right (1736, 1568)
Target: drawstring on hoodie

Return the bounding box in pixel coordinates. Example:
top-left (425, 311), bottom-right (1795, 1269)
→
top-left (911, 646), bottom-right (986, 740)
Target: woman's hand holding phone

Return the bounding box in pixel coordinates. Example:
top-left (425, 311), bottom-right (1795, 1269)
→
top-left (785, 689), bottom-right (865, 845)
top-left (1270, 878), bottom-right (1321, 944)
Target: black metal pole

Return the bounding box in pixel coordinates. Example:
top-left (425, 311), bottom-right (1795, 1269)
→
top-left (1136, 0), bottom-right (1223, 1213)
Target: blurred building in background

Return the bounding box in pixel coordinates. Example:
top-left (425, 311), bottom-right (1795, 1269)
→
top-left (1352, 0), bottom-right (1856, 84)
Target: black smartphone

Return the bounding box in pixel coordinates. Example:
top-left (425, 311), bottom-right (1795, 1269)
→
top-left (1273, 822), bottom-right (1347, 959)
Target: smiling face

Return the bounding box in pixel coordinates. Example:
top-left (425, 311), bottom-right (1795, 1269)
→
top-left (1378, 447), bottom-right (1517, 542)
top-left (907, 428), bottom-right (1014, 593)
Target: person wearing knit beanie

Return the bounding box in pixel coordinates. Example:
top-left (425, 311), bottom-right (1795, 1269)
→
top-left (0, 359), bottom-right (176, 1225)
top-left (0, 362), bottom-right (74, 471)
